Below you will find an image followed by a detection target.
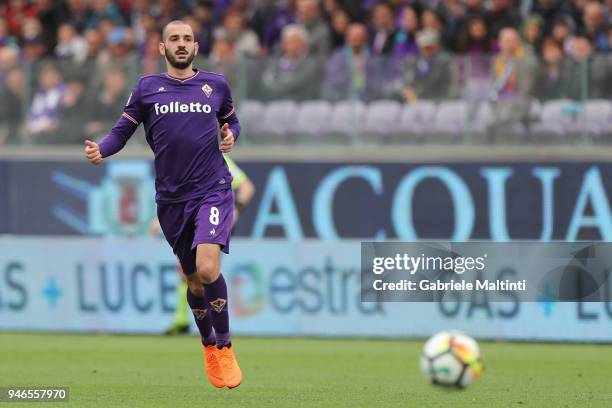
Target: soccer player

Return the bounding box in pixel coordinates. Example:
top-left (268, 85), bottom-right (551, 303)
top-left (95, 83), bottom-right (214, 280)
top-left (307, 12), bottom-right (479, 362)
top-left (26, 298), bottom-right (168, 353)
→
top-left (84, 20), bottom-right (242, 389)
top-left (156, 155), bottom-right (255, 336)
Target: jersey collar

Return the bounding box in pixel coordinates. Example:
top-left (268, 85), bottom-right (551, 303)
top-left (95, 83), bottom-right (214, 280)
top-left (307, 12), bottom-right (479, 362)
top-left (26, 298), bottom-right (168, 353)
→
top-left (165, 68), bottom-right (199, 83)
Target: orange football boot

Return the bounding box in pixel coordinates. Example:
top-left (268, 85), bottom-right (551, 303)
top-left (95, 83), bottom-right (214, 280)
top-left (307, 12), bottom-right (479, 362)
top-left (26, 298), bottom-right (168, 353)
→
top-left (204, 345), bottom-right (225, 388)
top-left (216, 346), bottom-right (243, 388)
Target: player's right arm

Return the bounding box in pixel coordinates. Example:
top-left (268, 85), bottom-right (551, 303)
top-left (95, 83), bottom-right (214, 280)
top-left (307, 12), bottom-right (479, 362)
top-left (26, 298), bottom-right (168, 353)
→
top-left (84, 79), bottom-right (146, 164)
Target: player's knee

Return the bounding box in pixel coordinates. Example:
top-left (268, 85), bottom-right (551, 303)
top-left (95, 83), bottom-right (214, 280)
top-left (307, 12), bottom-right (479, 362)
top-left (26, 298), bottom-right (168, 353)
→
top-left (186, 279), bottom-right (204, 297)
top-left (196, 259), bottom-right (219, 284)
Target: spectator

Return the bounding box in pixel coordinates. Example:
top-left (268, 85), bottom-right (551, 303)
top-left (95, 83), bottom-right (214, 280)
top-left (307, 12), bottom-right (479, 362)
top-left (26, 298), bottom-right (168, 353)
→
top-left (156, 0), bottom-right (189, 26)
top-left (36, 0), bottom-right (69, 53)
top-left (140, 29), bottom-right (162, 75)
top-left (2, 0), bottom-right (38, 38)
top-left (259, 24), bottom-right (321, 101)
top-left (370, 2), bottom-right (397, 56)
top-left (522, 15), bottom-right (544, 55)
top-left (580, 1), bottom-right (609, 52)
top-left (323, 0), bottom-right (364, 22)
top-left (188, 1), bottom-right (214, 56)
top-left (486, 27), bottom-right (537, 140)
top-left (456, 15), bottom-right (493, 55)
top-left (21, 16), bottom-right (47, 61)
top-left (0, 46), bottom-right (19, 78)
top-left (84, 68), bottom-right (128, 140)
top-left (83, 28), bottom-right (105, 63)
top-left (566, 0), bottom-right (589, 29)
top-left (85, 0), bottom-right (126, 29)
top-left (322, 22), bottom-right (377, 101)
top-left (206, 28), bottom-right (239, 86)
top-left (101, 27), bottom-right (134, 66)
top-left (134, 12), bottom-right (159, 52)
top-left (422, 8), bottom-right (451, 50)
top-left (565, 36), bottom-right (610, 99)
top-left (531, 0), bottom-right (564, 35)
top-left (393, 6), bottom-right (419, 59)
top-left (97, 17), bottom-right (119, 44)
top-left (329, 8), bottom-right (350, 50)
top-left (130, 0), bottom-right (153, 47)
top-left (66, 0), bottom-right (93, 34)
top-left (464, 0), bottom-right (486, 20)
top-left (440, 0), bottom-right (466, 41)
top-left (25, 63), bottom-right (66, 141)
top-left (398, 29), bottom-right (454, 102)
top-left (550, 14), bottom-right (576, 52)
top-left (486, 0), bottom-right (522, 39)
top-left (0, 67), bottom-right (24, 144)
top-left (219, 9), bottom-right (260, 57)
top-left (296, 0), bottom-right (331, 56)
top-left (55, 77), bottom-right (87, 144)
top-left (257, 0), bottom-right (296, 54)
top-left (55, 23), bottom-right (87, 63)
top-left (533, 38), bottom-right (570, 101)
top-left (0, 16), bottom-right (18, 47)
top-left (456, 15), bottom-right (494, 101)
top-left (491, 27), bottom-right (536, 100)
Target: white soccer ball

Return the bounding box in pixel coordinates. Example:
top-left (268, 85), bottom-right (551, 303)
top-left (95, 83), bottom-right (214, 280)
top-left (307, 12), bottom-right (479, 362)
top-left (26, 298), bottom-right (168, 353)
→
top-left (420, 330), bottom-right (484, 388)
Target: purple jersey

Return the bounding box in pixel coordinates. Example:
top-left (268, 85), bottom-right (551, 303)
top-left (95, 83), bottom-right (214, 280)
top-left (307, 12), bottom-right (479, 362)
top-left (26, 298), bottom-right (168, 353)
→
top-left (99, 69), bottom-right (240, 203)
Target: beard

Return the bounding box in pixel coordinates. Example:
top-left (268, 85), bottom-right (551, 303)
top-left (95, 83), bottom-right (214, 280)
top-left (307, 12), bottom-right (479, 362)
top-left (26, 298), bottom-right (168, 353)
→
top-left (165, 47), bottom-right (195, 69)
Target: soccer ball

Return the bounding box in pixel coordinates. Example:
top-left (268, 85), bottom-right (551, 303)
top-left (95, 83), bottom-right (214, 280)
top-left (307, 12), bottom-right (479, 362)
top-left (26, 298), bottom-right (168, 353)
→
top-left (420, 330), bottom-right (484, 388)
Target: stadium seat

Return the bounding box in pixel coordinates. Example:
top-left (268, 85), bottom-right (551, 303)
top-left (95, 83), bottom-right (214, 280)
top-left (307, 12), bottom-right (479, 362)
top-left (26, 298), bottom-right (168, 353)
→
top-left (532, 99), bottom-right (577, 141)
top-left (582, 99), bottom-right (612, 140)
top-left (429, 100), bottom-right (469, 142)
top-left (389, 100), bottom-right (437, 143)
top-left (255, 100), bottom-right (298, 143)
top-left (472, 100), bottom-right (542, 144)
top-left (237, 100), bottom-right (265, 143)
top-left (327, 100), bottom-right (367, 143)
top-left (288, 100), bottom-right (333, 143)
top-left (361, 100), bottom-right (402, 143)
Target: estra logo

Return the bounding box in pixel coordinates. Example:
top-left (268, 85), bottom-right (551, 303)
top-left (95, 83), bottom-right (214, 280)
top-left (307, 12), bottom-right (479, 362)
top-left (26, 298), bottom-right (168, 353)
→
top-left (154, 101), bottom-right (212, 115)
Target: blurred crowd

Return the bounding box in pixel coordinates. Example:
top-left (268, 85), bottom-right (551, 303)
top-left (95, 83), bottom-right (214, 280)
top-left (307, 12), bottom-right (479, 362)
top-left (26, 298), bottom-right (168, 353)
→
top-left (0, 0), bottom-right (611, 145)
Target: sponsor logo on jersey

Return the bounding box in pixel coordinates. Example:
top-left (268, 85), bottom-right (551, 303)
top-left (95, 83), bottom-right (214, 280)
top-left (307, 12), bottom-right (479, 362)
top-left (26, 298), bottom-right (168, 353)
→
top-left (158, 87), bottom-right (166, 92)
top-left (154, 102), bottom-right (212, 115)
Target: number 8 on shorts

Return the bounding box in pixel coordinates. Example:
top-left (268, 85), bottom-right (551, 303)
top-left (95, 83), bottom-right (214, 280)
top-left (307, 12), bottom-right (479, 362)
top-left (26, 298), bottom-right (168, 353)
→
top-left (210, 206), bottom-right (219, 225)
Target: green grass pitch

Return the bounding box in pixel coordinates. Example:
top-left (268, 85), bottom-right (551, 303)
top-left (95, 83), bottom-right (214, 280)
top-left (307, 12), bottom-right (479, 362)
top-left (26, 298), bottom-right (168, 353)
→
top-left (0, 333), bottom-right (611, 407)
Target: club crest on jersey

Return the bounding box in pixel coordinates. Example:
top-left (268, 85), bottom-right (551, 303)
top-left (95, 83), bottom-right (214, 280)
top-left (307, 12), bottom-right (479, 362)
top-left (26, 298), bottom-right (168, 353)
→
top-left (202, 84), bottom-right (212, 98)
top-left (209, 298), bottom-right (226, 313)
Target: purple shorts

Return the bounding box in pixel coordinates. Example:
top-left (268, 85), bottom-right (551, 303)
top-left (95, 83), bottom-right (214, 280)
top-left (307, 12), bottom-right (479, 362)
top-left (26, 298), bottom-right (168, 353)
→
top-left (157, 188), bottom-right (234, 275)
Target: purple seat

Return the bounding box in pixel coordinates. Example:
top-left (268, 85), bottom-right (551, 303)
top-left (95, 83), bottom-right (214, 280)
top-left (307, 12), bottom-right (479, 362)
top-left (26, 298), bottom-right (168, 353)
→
top-left (328, 100), bottom-right (366, 139)
top-left (291, 100), bottom-right (333, 136)
top-left (258, 100), bottom-right (298, 140)
top-left (362, 100), bottom-right (402, 137)
top-left (532, 99), bottom-right (577, 138)
top-left (396, 100), bottom-right (437, 137)
top-left (431, 100), bottom-right (469, 138)
top-left (238, 100), bottom-right (265, 139)
top-left (582, 100), bottom-right (612, 138)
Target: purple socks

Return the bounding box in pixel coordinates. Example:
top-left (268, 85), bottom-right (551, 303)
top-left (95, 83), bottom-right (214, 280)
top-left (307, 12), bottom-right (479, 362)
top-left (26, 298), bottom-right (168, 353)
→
top-left (204, 273), bottom-right (231, 348)
top-left (186, 287), bottom-right (216, 346)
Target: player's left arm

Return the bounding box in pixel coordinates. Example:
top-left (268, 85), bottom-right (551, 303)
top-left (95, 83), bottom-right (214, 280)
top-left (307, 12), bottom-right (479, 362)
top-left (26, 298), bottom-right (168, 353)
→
top-left (217, 78), bottom-right (240, 153)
